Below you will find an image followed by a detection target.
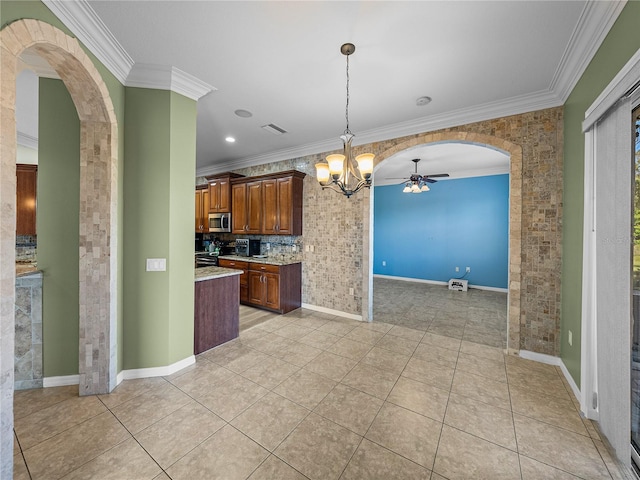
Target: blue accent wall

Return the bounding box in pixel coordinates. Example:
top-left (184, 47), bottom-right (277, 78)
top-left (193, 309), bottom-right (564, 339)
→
top-left (373, 174), bottom-right (509, 289)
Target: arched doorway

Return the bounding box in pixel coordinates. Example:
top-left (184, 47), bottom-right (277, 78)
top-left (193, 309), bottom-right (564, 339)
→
top-left (1, 19), bottom-right (119, 469)
top-left (362, 132), bottom-right (522, 353)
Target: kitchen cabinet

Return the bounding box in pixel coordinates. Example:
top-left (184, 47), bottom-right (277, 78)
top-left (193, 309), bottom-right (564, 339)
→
top-left (248, 263), bottom-right (281, 310)
top-left (195, 186), bottom-right (210, 233)
top-left (231, 170), bottom-right (305, 236)
top-left (218, 259), bottom-right (249, 304)
top-left (206, 173), bottom-right (243, 213)
top-left (16, 164), bottom-right (37, 236)
top-left (231, 180), bottom-right (262, 234)
top-left (220, 259), bottom-right (301, 314)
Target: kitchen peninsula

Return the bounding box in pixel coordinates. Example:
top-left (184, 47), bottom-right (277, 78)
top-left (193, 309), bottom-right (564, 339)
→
top-left (194, 266), bottom-right (242, 354)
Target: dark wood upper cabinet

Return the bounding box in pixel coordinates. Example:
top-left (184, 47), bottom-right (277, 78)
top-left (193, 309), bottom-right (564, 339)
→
top-left (195, 186), bottom-right (209, 233)
top-left (16, 164), bottom-right (37, 236)
top-left (206, 172), bottom-right (243, 213)
top-left (231, 170), bottom-right (305, 236)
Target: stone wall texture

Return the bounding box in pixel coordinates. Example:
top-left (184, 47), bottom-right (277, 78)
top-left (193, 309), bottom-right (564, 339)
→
top-left (14, 273), bottom-right (42, 390)
top-left (233, 106), bottom-right (563, 356)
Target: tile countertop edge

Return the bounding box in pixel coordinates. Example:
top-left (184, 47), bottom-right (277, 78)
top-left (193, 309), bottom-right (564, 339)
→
top-left (217, 255), bottom-right (302, 266)
top-left (195, 266), bottom-right (243, 283)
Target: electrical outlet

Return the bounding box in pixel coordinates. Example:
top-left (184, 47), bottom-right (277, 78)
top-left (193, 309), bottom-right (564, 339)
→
top-left (568, 330), bottom-right (573, 346)
top-left (455, 266), bottom-right (459, 272)
top-left (382, 261), bottom-right (386, 267)
top-left (305, 245), bottom-right (309, 252)
top-left (310, 245), bottom-right (315, 252)
top-left (466, 267), bottom-right (471, 273)
top-left (292, 245), bottom-right (297, 252)
top-left (349, 287), bottom-right (354, 296)
top-left (266, 243), bottom-right (270, 250)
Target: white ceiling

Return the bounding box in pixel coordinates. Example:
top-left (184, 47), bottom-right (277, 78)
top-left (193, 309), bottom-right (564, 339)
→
top-left (17, 1), bottom-right (624, 178)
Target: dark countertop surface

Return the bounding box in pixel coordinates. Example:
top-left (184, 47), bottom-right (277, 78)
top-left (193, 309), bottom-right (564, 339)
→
top-left (217, 255), bottom-right (302, 266)
top-left (195, 266), bottom-right (243, 282)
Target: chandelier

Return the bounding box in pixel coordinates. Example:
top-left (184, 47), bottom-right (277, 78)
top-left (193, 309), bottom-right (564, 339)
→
top-left (315, 43), bottom-right (374, 198)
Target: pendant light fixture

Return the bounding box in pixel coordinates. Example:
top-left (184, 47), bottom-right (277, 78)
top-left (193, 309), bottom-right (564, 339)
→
top-left (315, 43), bottom-right (374, 198)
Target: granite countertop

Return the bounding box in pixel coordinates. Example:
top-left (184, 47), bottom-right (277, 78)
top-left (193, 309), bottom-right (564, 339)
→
top-left (217, 255), bottom-right (302, 266)
top-left (195, 266), bottom-right (243, 282)
top-left (16, 263), bottom-right (41, 278)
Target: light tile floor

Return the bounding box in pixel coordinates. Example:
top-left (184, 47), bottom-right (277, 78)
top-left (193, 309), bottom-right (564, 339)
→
top-left (373, 277), bottom-right (507, 348)
top-left (13, 307), bottom-right (632, 479)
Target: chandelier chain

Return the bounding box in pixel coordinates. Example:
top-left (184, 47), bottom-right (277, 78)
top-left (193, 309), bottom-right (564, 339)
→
top-left (345, 53), bottom-right (350, 135)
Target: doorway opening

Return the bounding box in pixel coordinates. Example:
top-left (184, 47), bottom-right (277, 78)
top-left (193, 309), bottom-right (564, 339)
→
top-left (370, 141), bottom-right (510, 349)
top-left (1, 19), bottom-right (119, 402)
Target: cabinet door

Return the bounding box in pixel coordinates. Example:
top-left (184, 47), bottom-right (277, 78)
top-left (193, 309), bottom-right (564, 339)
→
top-left (245, 180), bottom-right (263, 234)
top-left (16, 164), bottom-right (37, 236)
top-left (261, 179), bottom-right (278, 234)
top-left (248, 270), bottom-right (265, 306)
top-left (264, 272), bottom-right (280, 311)
top-left (276, 176), bottom-right (293, 235)
top-left (208, 181), bottom-right (220, 212)
top-left (202, 189), bottom-right (210, 226)
top-left (218, 178), bottom-right (231, 212)
top-left (231, 183), bottom-right (247, 233)
top-left (195, 189), bottom-right (203, 232)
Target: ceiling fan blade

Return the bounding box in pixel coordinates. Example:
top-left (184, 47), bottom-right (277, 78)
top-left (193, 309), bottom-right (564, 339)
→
top-left (424, 173), bottom-right (449, 178)
top-left (424, 178), bottom-right (438, 183)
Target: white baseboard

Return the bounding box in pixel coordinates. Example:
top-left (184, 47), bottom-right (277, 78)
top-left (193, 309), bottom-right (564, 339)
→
top-left (373, 274), bottom-right (508, 293)
top-left (43, 375), bottom-right (80, 388)
top-left (518, 350), bottom-right (581, 402)
top-left (43, 356), bottom-right (196, 389)
top-left (120, 355), bottom-right (196, 381)
top-left (301, 303), bottom-right (363, 321)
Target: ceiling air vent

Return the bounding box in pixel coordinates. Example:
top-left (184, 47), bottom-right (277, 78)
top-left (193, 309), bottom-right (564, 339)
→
top-left (261, 123), bottom-right (287, 135)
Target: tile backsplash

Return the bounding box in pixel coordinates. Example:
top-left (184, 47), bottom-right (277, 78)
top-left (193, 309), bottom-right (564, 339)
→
top-left (16, 235), bottom-right (36, 262)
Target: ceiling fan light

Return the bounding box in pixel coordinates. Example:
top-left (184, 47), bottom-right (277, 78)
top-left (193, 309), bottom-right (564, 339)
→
top-left (421, 184), bottom-right (430, 192)
top-left (411, 183), bottom-right (420, 193)
top-left (403, 183), bottom-right (411, 193)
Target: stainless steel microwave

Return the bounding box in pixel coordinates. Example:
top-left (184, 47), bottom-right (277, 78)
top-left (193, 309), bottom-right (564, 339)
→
top-left (208, 213), bottom-right (231, 233)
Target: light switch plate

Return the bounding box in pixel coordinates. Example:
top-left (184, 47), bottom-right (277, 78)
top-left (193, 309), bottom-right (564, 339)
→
top-left (146, 258), bottom-right (166, 272)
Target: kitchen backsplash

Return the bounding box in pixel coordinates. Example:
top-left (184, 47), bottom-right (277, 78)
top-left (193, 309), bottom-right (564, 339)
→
top-left (16, 235), bottom-right (37, 262)
top-left (202, 233), bottom-right (303, 261)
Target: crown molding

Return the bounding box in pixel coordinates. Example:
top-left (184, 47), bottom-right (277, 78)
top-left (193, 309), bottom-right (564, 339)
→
top-left (43, 0), bottom-right (213, 100)
top-left (549, 0), bottom-right (627, 104)
top-left (42, 0), bottom-right (134, 84)
top-left (17, 132), bottom-right (38, 150)
top-left (126, 64), bottom-right (215, 101)
top-left (197, 88), bottom-right (562, 177)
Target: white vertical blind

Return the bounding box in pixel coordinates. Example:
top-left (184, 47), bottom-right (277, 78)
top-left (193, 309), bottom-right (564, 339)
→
top-left (593, 96), bottom-right (632, 462)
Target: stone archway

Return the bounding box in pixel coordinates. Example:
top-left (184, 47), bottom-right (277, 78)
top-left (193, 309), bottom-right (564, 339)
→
top-left (1, 18), bottom-right (118, 474)
top-left (363, 132), bottom-right (522, 353)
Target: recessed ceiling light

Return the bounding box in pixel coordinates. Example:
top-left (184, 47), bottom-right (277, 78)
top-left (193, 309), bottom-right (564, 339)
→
top-left (234, 109), bottom-right (253, 118)
top-left (225, 136), bottom-right (236, 143)
top-left (416, 96), bottom-right (432, 107)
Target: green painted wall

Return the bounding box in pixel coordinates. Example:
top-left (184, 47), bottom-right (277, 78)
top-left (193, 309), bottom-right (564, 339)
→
top-left (168, 92), bottom-right (197, 364)
top-left (2, 1), bottom-right (126, 376)
top-left (561, 1), bottom-right (640, 386)
top-left (123, 88), bottom-right (195, 369)
top-left (38, 79), bottom-right (80, 376)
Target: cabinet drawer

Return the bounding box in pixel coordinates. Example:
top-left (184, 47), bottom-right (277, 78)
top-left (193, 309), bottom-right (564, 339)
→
top-left (219, 259), bottom-right (249, 270)
top-left (249, 263), bottom-right (279, 274)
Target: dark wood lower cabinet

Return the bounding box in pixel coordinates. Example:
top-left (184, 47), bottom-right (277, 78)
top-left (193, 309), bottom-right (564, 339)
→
top-left (220, 260), bottom-right (301, 314)
top-left (194, 274), bottom-right (239, 354)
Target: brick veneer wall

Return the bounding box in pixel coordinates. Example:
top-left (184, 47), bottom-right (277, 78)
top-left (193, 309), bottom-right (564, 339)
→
top-left (232, 106), bottom-right (563, 357)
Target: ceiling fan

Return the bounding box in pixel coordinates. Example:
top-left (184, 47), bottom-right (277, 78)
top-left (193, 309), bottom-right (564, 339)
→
top-left (387, 159), bottom-right (449, 193)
